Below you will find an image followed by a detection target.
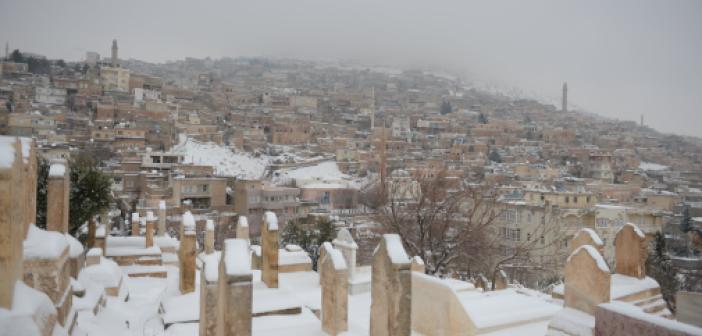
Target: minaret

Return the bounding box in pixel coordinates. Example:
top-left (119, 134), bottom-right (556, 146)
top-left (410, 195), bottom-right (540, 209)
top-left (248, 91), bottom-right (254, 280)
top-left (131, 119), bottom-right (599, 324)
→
top-left (111, 39), bottom-right (118, 67)
top-left (4, 42), bottom-right (8, 60)
top-left (370, 87), bottom-right (376, 130)
top-left (562, 82), bottom-right (568, 113)
top-left (640, 114), bottom-right (644, 127)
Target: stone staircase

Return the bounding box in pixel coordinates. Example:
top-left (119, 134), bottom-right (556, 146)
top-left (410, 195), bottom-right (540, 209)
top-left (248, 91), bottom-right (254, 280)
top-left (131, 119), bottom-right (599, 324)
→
top-left (629, 294), bottom-right (673, 319)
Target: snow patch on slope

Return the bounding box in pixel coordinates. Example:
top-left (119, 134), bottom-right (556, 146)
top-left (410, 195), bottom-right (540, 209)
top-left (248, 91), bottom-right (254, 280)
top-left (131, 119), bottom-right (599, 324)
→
top-left (170, 136), bottom-right (269, 179)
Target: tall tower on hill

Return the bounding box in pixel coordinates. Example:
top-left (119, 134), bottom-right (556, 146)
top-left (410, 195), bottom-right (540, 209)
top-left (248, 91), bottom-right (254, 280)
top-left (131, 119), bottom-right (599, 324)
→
top-left (562, 82), bottom-right (568, 113)
top-left (370, 87), bottom-right (376, 130)
top-left (111, 39), bottom-right (118, 67)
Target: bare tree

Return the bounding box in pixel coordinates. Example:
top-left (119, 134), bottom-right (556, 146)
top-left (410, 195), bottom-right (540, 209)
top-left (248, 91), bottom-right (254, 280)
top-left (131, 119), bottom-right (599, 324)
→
top-left (475, 201), bottom-right (566, 290)
top-left (375, 170), bottom-right (500, 275)
top-left (374, 169), bottom-right (565, 289)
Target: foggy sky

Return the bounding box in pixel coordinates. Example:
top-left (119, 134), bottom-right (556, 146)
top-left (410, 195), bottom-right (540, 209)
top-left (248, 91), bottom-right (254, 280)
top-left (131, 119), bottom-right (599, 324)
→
top-left (1, 0), bottom-right (700, 137)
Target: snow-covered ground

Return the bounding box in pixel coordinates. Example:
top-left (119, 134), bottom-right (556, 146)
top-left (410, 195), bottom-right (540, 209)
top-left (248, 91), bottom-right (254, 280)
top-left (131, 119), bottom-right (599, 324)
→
top-left (272, 161), bottom-right (349, 183)
top-left (170, 136), bottom-right (270, 179)
top-left (639, 161), bottom-right (669, 171)
top-left (272, 160), bottom-right (370, 189)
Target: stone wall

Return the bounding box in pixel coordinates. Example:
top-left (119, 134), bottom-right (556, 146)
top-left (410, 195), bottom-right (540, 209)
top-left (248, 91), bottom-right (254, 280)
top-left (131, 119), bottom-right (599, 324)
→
top-left (595, 302), bottom-right (702, 336)
top-left (412, 272), bottom-right (474, 335)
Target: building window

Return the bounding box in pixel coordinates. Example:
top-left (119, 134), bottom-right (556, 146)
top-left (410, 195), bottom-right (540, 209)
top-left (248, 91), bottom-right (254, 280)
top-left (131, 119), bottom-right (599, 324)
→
top-left (596, 218), bottom-right (609, 228)
top-left (540, 235), bottom-right (545, 245)
top-left (501, 227), bottom-right (521, 241)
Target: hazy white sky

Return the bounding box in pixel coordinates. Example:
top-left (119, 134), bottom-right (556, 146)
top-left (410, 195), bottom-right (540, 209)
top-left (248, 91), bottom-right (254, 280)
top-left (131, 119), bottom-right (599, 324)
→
top-left (1, 0), bottom-right (700, 137)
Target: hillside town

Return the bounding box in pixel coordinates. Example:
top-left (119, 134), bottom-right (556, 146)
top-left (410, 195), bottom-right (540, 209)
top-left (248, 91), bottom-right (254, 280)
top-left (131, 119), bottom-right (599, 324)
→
top-left (1, 40), bottom-right (702, 336)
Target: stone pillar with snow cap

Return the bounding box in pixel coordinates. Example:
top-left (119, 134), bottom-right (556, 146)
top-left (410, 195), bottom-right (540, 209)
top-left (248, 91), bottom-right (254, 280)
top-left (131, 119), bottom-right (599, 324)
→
top-left (236, 215), bottom-right (249, 241)
top-left (570, 228), bottom-right (605, 255)
top-left (205, 219), bottom-right (215, 254)
top-left (158, 200), bottom-right (167, 235)
top-left (370, 234), bottom-right (412, 336)
top-left (200, 249), bottom-right (220, 336)
top-left (87, 217), bottom-right (96, 248)
top-left (261, 211), bottom-right (279, 288)
top-left (179, 211), bottom-right (197, 293)
top-left (0, 136), bottom-right (33, 309)
top-left (145, 211), bottom-right (156, 248)
top-left (131, 212), bottom-right (140, 236)
top-left (86, 248), bottom-right (102, 266)
top-left (614, 223), bottom-right (647, 279)
top-left (47, 161), bottom-right (69, 233)
top-left (564, 245), bottom-right (611, 314)
top-left (320, 242), bottom-right (349, 335)
top-left (219, 238), bottom-right (253, 336)
top-left (332, 228), bottom-right (357, 279)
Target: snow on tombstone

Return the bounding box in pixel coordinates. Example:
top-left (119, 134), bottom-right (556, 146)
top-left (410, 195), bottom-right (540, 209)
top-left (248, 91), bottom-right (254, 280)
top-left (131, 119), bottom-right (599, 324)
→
top-left (261, 211), bottom-right (279, 288)
top-left (220, 238), bottom-right (253, 336)
top-left (410, 256), bottom-right (425, 274)
top-left (47, 161), bottom-right (69, 234)
top-left (236, 215), bottom-right (249, 240)
top-left (614, 223), bottom-right (647, 279)
top-left (158, 200), bottom-right (167, 236)
top-left (179, 211), bottom-right (197, 293)
top-left (570, 228), bottom-right (605, 255)
top-left (494, 269), bottom-right (508, 290)
top-left (370, 234), bottom-right (411, 336)
top-left (320, 242), bottom-right (348, 335)
top-left (564, 245), bottom-right (611, 314)
top-left (332, 228), bottom-right (358, 279)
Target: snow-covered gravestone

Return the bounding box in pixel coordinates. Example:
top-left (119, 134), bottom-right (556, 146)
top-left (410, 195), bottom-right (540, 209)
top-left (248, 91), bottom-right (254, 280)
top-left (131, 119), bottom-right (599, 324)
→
top-left (100, 209), bottom-right (109, 232)
top-left (410, 256), bottom-right (425, 274)
top-left (179, 211), bottom-right (197, 293)
top-left (319, 242), bottom-right (332, 284)
top-left (370, 234), bottom-right (412, 336)
top-left (614, 223), bottom-right (647, 279)
top-left (219, 239), bottom-right (253, 336)
top-left (145, 211), bottom-right (156, 248)
top-left (47, 161), bottom-right (69, 233)
top-left (205, 219), bottom-right (215, 254)
top-left (571, 228), bottom-right (605, 255)
top-left (236, 215), bottom-right (249, 241)
top-left (564, 245), bottom-right (611, 314)
top-left (199, 252), bottom-right (220, 336)
top-left (332, 228), bottom-right (357, 279)
top-left (0, 136), bottom-right (32, 309)
top-left (131, 212), bottom-right (140, 236)
top-left (474, 274), bottom-right (488, 291)
top-left (494, 269), bottom-right (508, 290)
top-left (320, 243), bottom-right (348, 335)
top-left (261, 211), bottom-right (279, 288)
top-left (158, 200), bottom-right (167, 236)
